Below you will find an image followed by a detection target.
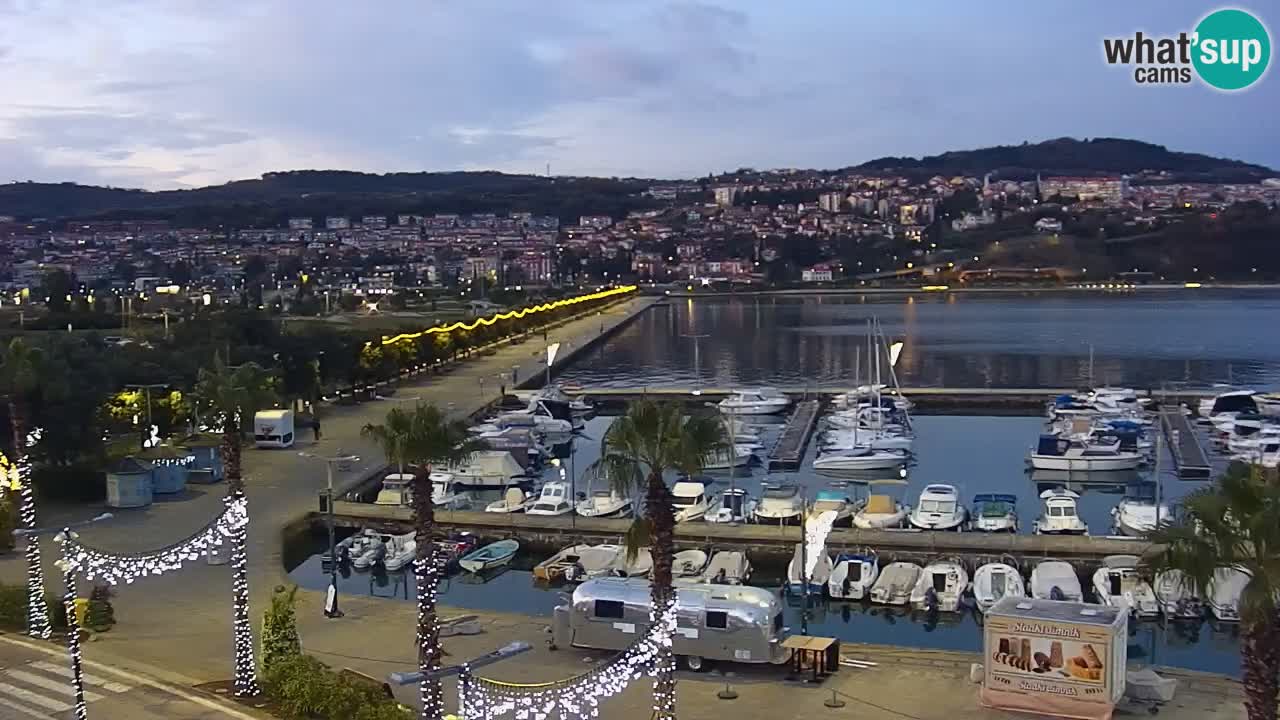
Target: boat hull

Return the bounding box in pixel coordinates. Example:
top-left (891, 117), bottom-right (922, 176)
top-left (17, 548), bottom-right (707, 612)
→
top-left (1029, 454), bottom-right (1142, 471)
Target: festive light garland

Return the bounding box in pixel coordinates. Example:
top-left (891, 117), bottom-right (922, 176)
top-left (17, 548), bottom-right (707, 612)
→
top-left (459, 599), bottom-right (677, 719)
top-left (6, 431), bottom-right (52, 639)
top-left (416, 541), bottom-right (447, 719)
top-left (54, 536), bottom-right (88, 720)
top-left (228, 491), bottom-right (260, 697)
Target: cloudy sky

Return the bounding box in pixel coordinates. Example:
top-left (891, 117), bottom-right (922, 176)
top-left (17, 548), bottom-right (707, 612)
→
top-left (0, 0), bottom-right (1274, 189)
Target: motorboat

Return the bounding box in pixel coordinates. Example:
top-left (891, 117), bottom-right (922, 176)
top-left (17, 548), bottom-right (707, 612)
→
top-left (433, 534), bottom-right (478, 572)
top-left (1092, 555), bottom-right (1159, 618)
top-left (1256, 392), bottom-right (1280, 418)
top-left (973, 562), bottom-right (1026, 612)
top-left (705, 488), bottom-right (756, 524)
top-left (373, 473), bottom-right (414, 506)
top-left (1198, 389), bottom-right (1258, 419)
top-left (526, 481), bottom-right (574, 516)
top-left (1208, 566), bottom-right (1251, 622)
top-left (612, 547), bottom-right (652, 578)
top-left (672, 550), bottom-right (710, 581)
top-left (533, 544), bottom-right (592, 582)
top-left (1032, 489), bottom-right (1088, 535)
top-left (807, 490), bottom-right (854, 526)
top-left (718, 388), bottom-right (791, 415)
top-left (331, 528), bottom-right (380, 564)
top-left (475, 426), bottom-right (550, 467)
top-left (1030, 559), bottom-right (1083, 601)
top-left (484, 487), bottom-right (531, 513)
top-left (851, 489), bottom-right (909, 529)
top-left (671, 481), bottom-right (711, 522)
top-left (969, 493), bottom-right (1018, 533)
top-left (910, 558), bottom-right (970, 612)
top-left (351, 536), bottom-right (387, 570)
top-left (1111, 498), bottom-right (1171, 537)
top-left (430, 471), bottom-right (472, 510)
top-left (908, 484), bottom-right (968, 531)
top-left (869, 562), bottom-right (922, 606)
top-left (786, 542), bottom-right (833, 595)
top-left (753, 484), bottom-right (803, 525)
top-left (459, 539), bottom-right (520, 574)
top-left (563, 544), bottom-right (624, 583)
top-left (827, 552), bottom-right (879, 601)
top-left (821, 429), bottom-right (914, 453)
top-left (813, 447), bottom-right (907, 473)
top-left (1029, 435), bottom-right (1144, 471)
top-left (1154, 570), bottom-right (1205, 620)
top-left (575, 487), bottom-right (632, 518)
top-left (490, 398), bottom-right (579, 434)
top-left (445, 451), bottom-right (531, 488)
top-left (382, 532), bottom-right (417, 572)
top-left (700, 550), bottom-right (752, 585)
top-left (702, 445), bottom-right (755, 470)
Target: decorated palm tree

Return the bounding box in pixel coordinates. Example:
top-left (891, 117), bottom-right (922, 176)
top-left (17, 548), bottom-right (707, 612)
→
top-left (196, 354), bottom-right (277, 697)
top-left (587, 400), bottom-right (727, 720)
top-left (1147, 462), bottom-right (1280, 720)
top-left (0, 338), bottom-right (50, 638)
top-left (363, 403), bottom-right (476, 720)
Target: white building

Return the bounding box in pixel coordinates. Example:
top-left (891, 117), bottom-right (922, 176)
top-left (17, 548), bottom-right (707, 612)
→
top-left (288, 217), bottom-right (313, 230)
top-left (325, 216), bottom-right (351, 230)
top-left (713, 186), bottom-right (739, 207)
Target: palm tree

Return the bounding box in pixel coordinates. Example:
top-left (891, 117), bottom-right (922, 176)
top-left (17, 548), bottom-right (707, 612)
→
top-left (587, 400), bottom-right (727, 720)
top-left (0, 339), bottom-right (50, 639)
top-left (196, 355), bottom-right (277, 697)
top-left (363, 403), bottom-right (476, 720)
top-left (1147, 462), bottom-right (1280, 720)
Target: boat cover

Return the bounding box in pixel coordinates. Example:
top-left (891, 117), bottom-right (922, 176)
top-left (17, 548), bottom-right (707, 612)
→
top-left (866, 495), bottom-right (895, 514)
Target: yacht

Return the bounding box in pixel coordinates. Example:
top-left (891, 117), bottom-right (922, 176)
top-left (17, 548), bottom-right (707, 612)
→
top-left (526, 481), bottom-right (574, 516)
top-left (852, 493), bottom-right (909, 529)
top-left (700, 550), bottom-right (751, 585)
top-left (753, 484), bottom-right (803, 525)
top-left (445, 451), bottom-right (531, 488)
top-left (485, 487), bottom-right (531, 514)
top-left (821, 428), bottom-right (914, 452)
top-left (807, 490), bottom-right (854, 526)
top-left (786, 542), bottom-right (833, 595)
top-left (1029, 435), bottom-right (1144, 471)
top-left (1256, 392), bottom-right (1280, 418)
top-left (1092, 555), bottom-right (1159, 617)
top-left (910, 558), bottom-right (970, 612)
top-left (671, 481), bottom-right (711, 522)
top-left (828, 551), bottom-right (879, 601)
top-left (430, 471), bottom-right (473, 510)
top-left (374, 473), bottom-right (415, 506)
top-left (1198, 389), bottom-right (1258, 419)
top-left (718, 388), bottom-right (791, 415)
top-left (704, 488), bottom-right (755, 524)
top-left (1208, 567), bottom-right (1251, 622)
top-left (813, 447), bottom-right (907, 473)
top-left (869, 561), bottom-right (922, 606)
top-left (973, 562), bottom-right (1026, 612)
top-left (1030, 559), bottom-right (1083, 601)
top-left (969, 493), bottom-right (1018, 533)
top-left (575, 487), bottom-right (632, 518)
top-left (1032, 488), bottom-right (1088, 535)
top-left (907, 484), bottom-right (968, 531)
top-left (1154, 570), bottom-right (1205, 620)
top-left (1111, 498), bottom-right (1171, 537)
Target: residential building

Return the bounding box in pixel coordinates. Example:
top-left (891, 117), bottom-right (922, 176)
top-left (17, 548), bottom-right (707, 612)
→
top-left (325, 216), bottom-right (351, 230)
top-left (579, 215), bottom-right (613, 229)
top-left (714, 186), bottom-right (738, 207)
top-left (802, 264), bottom-right (835, 282)
top-left (818, 192), bottom-right (845, 213)
top-left (288, 217), bottom-right (313, 230)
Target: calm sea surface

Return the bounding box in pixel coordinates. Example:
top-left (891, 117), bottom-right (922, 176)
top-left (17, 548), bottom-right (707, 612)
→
top-left (556, 290), bottom-right (1280, 390)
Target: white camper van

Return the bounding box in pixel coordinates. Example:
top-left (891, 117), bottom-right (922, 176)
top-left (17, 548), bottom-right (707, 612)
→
top-left (253, 409), bottom-right (295, 449)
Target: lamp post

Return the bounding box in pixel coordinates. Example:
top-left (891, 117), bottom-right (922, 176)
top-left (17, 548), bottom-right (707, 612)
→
top-left (126, 383), bottom-right (167, 448)
top-left (299, 451), bottom-right (360, 618)
top-left (389, 641), bottom-right (531, 714)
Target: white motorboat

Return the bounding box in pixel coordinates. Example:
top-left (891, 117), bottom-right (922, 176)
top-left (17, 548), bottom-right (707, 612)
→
top-left (807, 490), bottom-right (854, 526)
top-left (700, 550), bottom-right (751, 585)
top-left (705, 488), bottom-right (755, 524)
top-left (671, 481), bottom-right (711, 522)
top-left (445, 451), bottom-right (530, 488)
top-left (852, 493), bottom-right (909, 529)
top-left (1198, 389), bottom-right (1257, 419)
top-left (351, 536), bottom-right (387, 570)
top-left (786, 542), bottom-right (833, 595)
top-left (828, 552), bottom-right (879, 601)
top-left (1154, 570), bottom-right (1205, 620)
top-left (1256, 392), bottom-right (1280, 418)
top-left (331, 528), bottom-right (380, 564)
top-left (753, 484), bottom-right (803, 524)
top-left (613, 547), bottom-right (653, 578)
top-left (1111, 498), bottom-right (1171, 537)
top-left (973, 562), bottom-right (1026, 612)
top-left (1032, 488), bottom-right (1088, 535)
top-left (459, 539), bottom-right (520, 574)
top-left (563, 544), bottom-right (623, 583)
top-left (718, 387), bottom-right (791, 415)
top-left (908, 484), bottom-right (968, 531)
top-left (374, 473), bottom-right (414, 506)
top-left (969, 493), bottom-right (1018, 533)
top-left (869, 562), bottom-right (922, 606)
top-left (575, 487), bottom-right (632, 518)
top-left (702, 445), bottom-right (755, 470)
top-left (526, 481), bottom-right (574, 516)
top-left (813, 447), bottom-right (907, 473)
top-left (910, 558), bottom-right (970, 612)
top-left (382, 532), bottom-right (417, 572)
top-left (430, 472), bottom-right (473, 510)
top-left (1030, 559), bottom-right (1083, 601)
top-left (1208, 567), bottom-right (1251, 622)
top-left (485, 487), bottom-right (531, 513)
top-left (1092, 555), bottom-right (1159, 617)
top-left (821, 428), bottom-right (914, 452)
top-left (1029, 435), bottom-right (1143, 471)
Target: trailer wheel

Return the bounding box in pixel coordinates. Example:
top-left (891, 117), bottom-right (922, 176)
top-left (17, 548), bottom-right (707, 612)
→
top-left (682, 655), bottom-right (708, 672)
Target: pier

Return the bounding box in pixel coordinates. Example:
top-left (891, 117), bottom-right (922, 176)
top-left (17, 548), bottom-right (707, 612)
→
top-left (767, 400), bottom-right (821, 470)
top-left (1160, 408), bottom-right (1213, 479)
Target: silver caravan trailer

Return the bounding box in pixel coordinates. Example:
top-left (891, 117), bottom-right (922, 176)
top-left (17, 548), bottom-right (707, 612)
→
top-left (551, 578), bottom-right (788, 671)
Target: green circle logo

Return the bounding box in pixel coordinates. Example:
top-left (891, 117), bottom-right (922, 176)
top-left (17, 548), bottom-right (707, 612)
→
top-left (1193, 8), bottom-right (1271, 90)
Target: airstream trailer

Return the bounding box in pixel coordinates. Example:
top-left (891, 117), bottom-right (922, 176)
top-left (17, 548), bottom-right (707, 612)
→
top-left (551, 578), bottom-right (788, 671)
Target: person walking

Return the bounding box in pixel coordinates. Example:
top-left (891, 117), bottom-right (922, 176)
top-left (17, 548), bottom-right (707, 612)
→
top-left (313, 418), bottom-right (322, 442)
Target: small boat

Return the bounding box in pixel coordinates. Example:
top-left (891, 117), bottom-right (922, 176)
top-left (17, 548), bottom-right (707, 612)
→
top-left (753, 484), bottom-right (803, 525)
top-left (705, 488), bottom-right (756, 524)
top-left (969, 494), bottom-right (1018, 533)
top-left (526, 481), bottom-right (574, 516)
top-left (852, 493), bottom-right (909, 530)
top-left (1154, 570), bottom-right (1204, 620)
top-left (1208, 566), bottom-right (1251, 622)
top-left (382, 533), bottom-right (417, 572)
top-left (717, 387), bottom-right (791, 415)
top-left (813, 447), bottom-right (907, 473)
top-left (807, 490), bottom-right (854, 526)
top-left (431, 471), bottom-right (472, 510)
top-left (533, 544), bottom-right (591, 582)
top-left (910, 558), bottom-right (970, 612)
top-left (441, 450), bottom-right (533, 488)
top-left (671, 481), bottom-right (712, 522)
top-left (973, 562), bottom-right (1026, 612)
top-left (459, 539), bottom-right (520, 574)
top-left (908, 484), bottom-right (968, 531)
top-left (672, 550), bottom-right (710, 580)
top-left (827, 551), bottom-right (879, 601)
top-left (1111, 498), bottom-right (1171, 537)
top-left (1256, 392), bottom-right (1280, 418)
top-left (330, 528), bottom-right (380, 563)
top-left (374, 473), bottom-right (414, 506)
top-left (1030, 559), bottom-right (1083, 602)
top-left (702, 446), bottom-right (755, 470)
top-left (821, 428), bottom-right (914, 452)
top-left (613, 548), bottom-right (653, 578)
top-left (565, 544), bottom-right (623, 583)
top-left (351, 537), bottom-right (387, 570)
top-left (485, 487), bottom-right (531, 513)
top-left (1032, 489), bottom-right (1089, 535)
top-left (1092, 555), bottom-right (1159, 618)
top-left (869, 561), bottom-right (922, 606)
top-left (786, 542), bottom-right (833, 595)
top-left (700, 551), bottom-right (752, 585)
top-left (1028, 435), bottom-right (1144, 472)
top-left (575, 487), bottom-right (633, 518)
top-left (433, 534), bottom-right (478, 571)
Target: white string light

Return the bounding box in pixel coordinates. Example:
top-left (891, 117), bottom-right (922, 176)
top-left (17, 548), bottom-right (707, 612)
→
top-left (55, 535), bottom-right (88, 720)
top-left (228, 491), bottom-right (259, 697)
top-left (7, 430), bottom-right (51, 639)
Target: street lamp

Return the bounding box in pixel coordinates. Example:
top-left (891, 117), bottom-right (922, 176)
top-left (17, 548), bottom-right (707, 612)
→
top-left (388, 641), bottom-right (532, 686)
top-left (298, 451), bottom-right (360, 618)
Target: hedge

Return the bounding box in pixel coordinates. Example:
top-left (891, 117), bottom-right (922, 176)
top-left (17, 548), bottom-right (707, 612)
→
top-left (0, 582), bottom-right (68, 633)
top-left (262, 654), bottom-right (409, 720)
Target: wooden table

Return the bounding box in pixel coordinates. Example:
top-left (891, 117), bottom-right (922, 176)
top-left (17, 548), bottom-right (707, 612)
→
top-left (782, 635), bottom-right (840, 683)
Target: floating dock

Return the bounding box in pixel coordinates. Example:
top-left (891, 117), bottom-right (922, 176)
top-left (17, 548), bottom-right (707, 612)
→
top-left (767, 400), bottom-right (821, 470)
top-left (1160, 408), bottom-right (1213, 479)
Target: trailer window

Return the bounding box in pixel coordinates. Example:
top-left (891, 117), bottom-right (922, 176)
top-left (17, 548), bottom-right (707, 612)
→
top-left (593, 600), bottom-right (624, 619)
top-left (706, 611), bottom-right (728, 630)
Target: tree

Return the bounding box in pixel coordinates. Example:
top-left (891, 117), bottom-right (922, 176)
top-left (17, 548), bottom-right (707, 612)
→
top-left (362, 404), bottom-right (477, 720)
top-left (85, 584), bottom-right (115, 632)
top-left (40, 269), bottom-right (74, 313)
top-left (1147, 463), bottom-right (1280, 720)
top-left (261, 585), bottom-right (302, 674)
top-left (0, 339), bottom-right (50, 638)
top-left (196, 355), bottom-right (278, 697)
top-left (587, 400), bottom-right (727, 719)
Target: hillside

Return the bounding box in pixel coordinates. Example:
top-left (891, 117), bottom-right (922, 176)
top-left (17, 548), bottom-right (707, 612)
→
top-left (855, 137), bottom-right (1275, 182)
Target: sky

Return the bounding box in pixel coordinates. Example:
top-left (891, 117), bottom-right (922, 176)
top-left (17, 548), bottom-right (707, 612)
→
top-left (0, 0), bottom-right (1275, 190)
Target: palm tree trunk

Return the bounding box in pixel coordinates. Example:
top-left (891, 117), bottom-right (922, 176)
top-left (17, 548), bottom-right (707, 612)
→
top-left (411, 465), bottom-right (444, 720)
top-left (1241, 615), bottom-right (1280, 720)
top-left (223, 422), bottom-right (259, 697)
top-left (11, 400), bottom-right (49, 639)
top-left (645, 471), bottom-right (677, 720)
